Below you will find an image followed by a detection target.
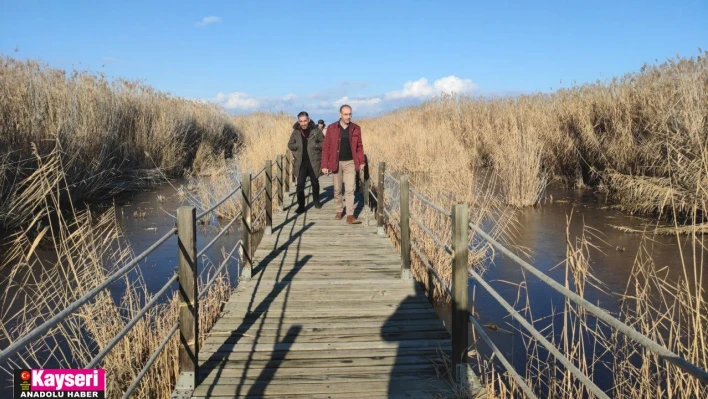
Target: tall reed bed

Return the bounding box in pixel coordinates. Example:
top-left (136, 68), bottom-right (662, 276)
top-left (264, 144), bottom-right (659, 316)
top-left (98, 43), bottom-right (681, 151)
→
top-left (230, 52), bottom-right (707, 398)
top-left (0, 145), bottom-right (235, 398)
top-left (360, 51), bottom-right (708, 227)
top-left (0, 55), bottom-right (239, 232)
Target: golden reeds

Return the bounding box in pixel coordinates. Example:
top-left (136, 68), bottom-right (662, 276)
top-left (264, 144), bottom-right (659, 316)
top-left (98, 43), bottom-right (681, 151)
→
top-left (0, 55), bottom-right (239, 232)
top-left (0, 143), bottom-right (234, 399)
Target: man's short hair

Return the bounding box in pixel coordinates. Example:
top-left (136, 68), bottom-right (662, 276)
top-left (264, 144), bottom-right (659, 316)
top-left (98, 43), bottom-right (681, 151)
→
top-left (297, 111), bottom-right (309, 119)
top-left (339, 104), bottom-right (351, 113)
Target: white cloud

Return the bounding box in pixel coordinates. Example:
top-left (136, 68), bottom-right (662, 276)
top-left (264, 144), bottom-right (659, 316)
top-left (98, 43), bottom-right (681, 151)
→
top-left (281, 93), bottom-right (298, 102)
top-left (385, 75), bottom-right (478, 100)
top-left (215, 92), bottom-right (260, 110)
top-left (196, 16), bottom-right (221, 27)
top-left (209, 74), bottom-right (479, 119)
top-left (333, 96), bottom-right (382, 107)
top-left (433, 75), bottom-right (478, 94)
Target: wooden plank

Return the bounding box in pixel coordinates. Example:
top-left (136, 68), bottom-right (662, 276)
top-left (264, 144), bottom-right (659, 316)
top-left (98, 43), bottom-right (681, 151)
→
top-left (192, 379), bottom-right (453, 396)
top-left (198, 347), bottom-right (448, 364)
top-left (192, 394), bottom-right (436, 399)
top-left (200, 339), bottom-right (452, 353)
top-left (192, 393), bottom-right (437, 399)
top-left (237, 280), bottom-right (418, 288)
top-left (198, 373), bottom-right (444, 385)
top-left (225, 297), bottom-right (432, 307)
top-left (197, 364), bottom-right (439, 378)
top-left (206, 325), bottom-right (447, 337)
top-left (202, 331), bottom-right (450, 346)
top-left (222, 303), bottom-right (437, 314)
top-left (187, 176), bottom-right (476, 399)
top-left (207, 320), bottom-right (447, 333)
top-left (218, 308), bottom-right (440, 320)
top-left (211, 316), bottom-right (443, 328)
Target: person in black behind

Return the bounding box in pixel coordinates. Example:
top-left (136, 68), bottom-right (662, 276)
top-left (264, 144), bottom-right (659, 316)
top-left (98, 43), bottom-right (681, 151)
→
top-left (288, 111), bottom-right (325, 214)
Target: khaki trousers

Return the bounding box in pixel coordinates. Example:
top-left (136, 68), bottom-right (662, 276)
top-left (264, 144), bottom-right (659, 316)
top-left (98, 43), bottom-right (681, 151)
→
top-left (333, 160), bottom-right (355, 214)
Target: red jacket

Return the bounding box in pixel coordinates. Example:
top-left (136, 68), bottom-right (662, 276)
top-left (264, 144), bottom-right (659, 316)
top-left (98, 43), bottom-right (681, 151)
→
top-left (321, 121), bottom-right (366, 172)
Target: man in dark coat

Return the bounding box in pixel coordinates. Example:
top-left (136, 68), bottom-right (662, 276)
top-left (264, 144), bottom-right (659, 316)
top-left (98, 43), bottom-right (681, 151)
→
top-left (287, 111), bottom-right (325, 214)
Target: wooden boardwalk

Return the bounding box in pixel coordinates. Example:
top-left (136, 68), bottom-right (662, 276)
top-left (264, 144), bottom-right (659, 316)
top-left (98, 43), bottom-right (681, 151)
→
top-left (193, 175), bottom-right (462, 398)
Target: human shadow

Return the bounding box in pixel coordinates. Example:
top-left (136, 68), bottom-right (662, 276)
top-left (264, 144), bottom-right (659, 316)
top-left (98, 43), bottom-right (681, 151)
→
top-left (381, 293), bottom-right (456, 396)
top-left (198, 195), bottom-right (315, 397)
top-left (244, 324), bottom-right (302, 397)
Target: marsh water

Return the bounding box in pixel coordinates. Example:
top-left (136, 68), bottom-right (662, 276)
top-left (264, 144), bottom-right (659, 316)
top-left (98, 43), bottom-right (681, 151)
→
top-left (0, 177), bottom-right (242, 395)
top-left (436, 183), bottom-right (706, 392)
top-left (1, 172), bottom-right (704, 395)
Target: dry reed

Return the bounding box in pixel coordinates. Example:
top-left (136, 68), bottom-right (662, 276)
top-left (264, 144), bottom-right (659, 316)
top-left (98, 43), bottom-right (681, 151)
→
top-left (0, 55), bottom-right (239, 233)
top-left (361, 51), bottom-right (708, 225)
top-left (0, 145), bottom-right (235, 398)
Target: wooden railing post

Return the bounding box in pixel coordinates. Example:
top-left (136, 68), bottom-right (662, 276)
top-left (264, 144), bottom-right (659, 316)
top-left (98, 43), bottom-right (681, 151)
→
top-left (277, 154), bottom-right (284, 210)
top-left (241, 173), bottom-right (252, 280)
top-left (400, 175), bottom-right (411, 280)
top-left (451, 203), bottom-right (470, 383)
top-left (265, 160), bottom-right (273, 235)
top-left (377, 162), bottom-right (386, 236)
top-left (284, 153), bottom-right (290, 194)
top-left (176, 206), bottom-right (198, 390)
top-left (362, 168), bottom-right (370, 212)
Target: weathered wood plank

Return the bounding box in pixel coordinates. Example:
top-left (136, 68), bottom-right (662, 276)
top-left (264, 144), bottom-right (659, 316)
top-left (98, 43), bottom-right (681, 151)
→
top-left (192, 379), bottom-right (453, 396)
top-left (198, 364), bottom-right (439, 378)
top-left (200, 339), bottom-right (452, 353)
top-left (192, 394), bottom-right (437, 399)
top-left (202, 331), bottom-right (451, 346)
top-left (188, 176), bottom-right (475, 398)
top-left (207, 320), bottom-right (447, 333)
top-left (198, 348), bottom-right (448, 364)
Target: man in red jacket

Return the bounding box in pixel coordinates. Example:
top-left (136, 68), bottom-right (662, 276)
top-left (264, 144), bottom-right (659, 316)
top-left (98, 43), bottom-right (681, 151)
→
top-left (321, 104), bottom-right (366, 224)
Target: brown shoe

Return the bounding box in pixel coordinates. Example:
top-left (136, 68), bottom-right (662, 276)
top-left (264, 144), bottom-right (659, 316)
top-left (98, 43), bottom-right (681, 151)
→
top-left (346, 216), bottom-right (362, 224)
top-left (335, 212), bottom-right (343, 220)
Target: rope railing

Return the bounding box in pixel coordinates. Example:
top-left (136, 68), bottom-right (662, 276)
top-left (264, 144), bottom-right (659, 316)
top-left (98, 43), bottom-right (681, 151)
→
top-left (121, 322), bottom-right (179, 399)
top-left (196, 182), bottom-right (242, 220)
top-left (410, 187), bottom-right (452, 217)
top-left (0, 153), bottom-right (286, 397)
top-left (410, 213), bottom-right (452, 255)
top-left (198, 239), bottom-right (242, 300)
top-left (252, 166), bottom-right (266, 180)
top-left (467, 220), bottom-right (708, 384)
top-left (409, 240), bottom-right (536, 397)
top-left (253, 187), bottom-right (266, 201)
top-left (0, 226), bottom-right (176, 365)
top-left (378, 161), bottom-right (708, 395)
top-left (86, 273), bottom-right (179, 368)
top-left (197, 210), bottom-right (242, 258)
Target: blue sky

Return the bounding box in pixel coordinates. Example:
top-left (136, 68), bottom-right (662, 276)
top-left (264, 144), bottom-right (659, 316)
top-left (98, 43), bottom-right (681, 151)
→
top-left (1, 0), bottom-right (706, 121)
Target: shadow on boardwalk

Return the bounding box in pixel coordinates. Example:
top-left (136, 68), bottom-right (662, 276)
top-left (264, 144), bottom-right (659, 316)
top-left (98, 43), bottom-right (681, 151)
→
top-left (194, 175), bottom-right (460, 398)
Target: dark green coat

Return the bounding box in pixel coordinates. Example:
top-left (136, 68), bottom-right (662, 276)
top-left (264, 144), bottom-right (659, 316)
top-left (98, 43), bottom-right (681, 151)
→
top-left (287, 120), bottom-right (325, 178)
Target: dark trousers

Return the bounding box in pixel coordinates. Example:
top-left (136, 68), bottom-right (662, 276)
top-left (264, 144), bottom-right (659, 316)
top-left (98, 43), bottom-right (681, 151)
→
top-left (296, 160), bottom-right (320, 208)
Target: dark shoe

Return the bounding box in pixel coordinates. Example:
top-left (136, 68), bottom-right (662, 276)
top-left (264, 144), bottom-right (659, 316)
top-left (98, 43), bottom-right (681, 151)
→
top-left (314, 202), bottom-right (322, 209)
top-left (346, 216), bottom-right (362, 224)
top-left (335, 212), bottom-right (343, 220)
top-left (295, 206), bottom-right (306, 214)
top-left (296, 190), bottom-right (306, 208)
